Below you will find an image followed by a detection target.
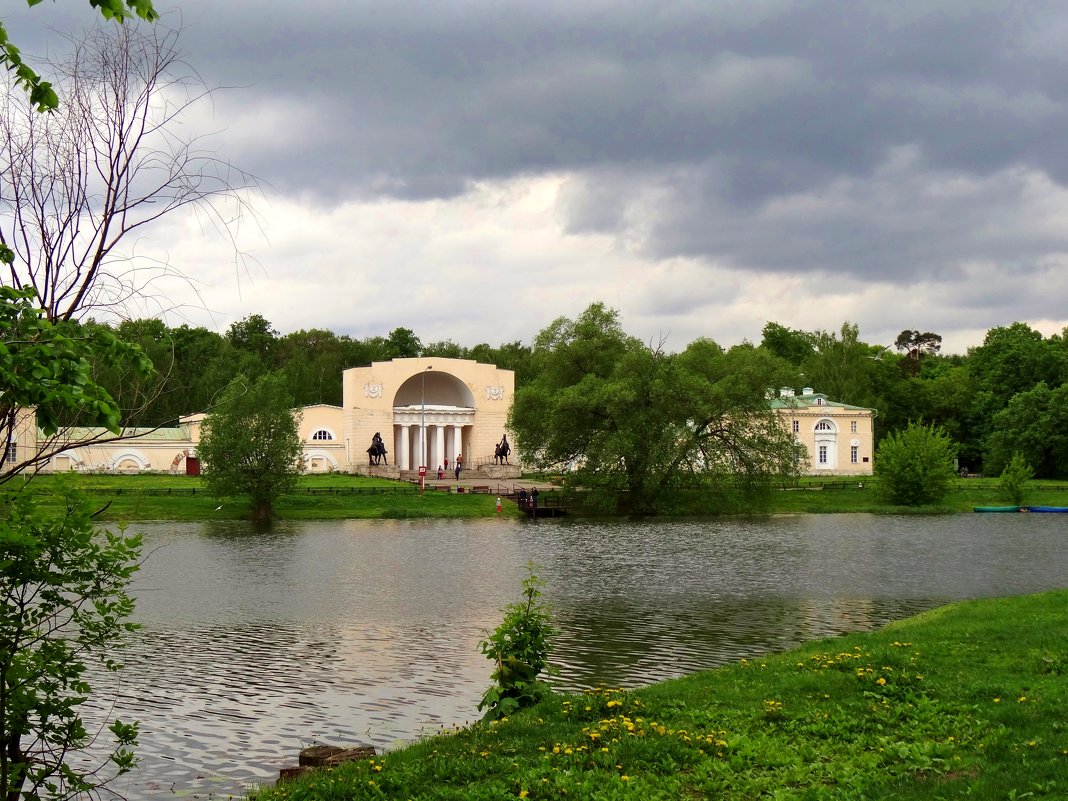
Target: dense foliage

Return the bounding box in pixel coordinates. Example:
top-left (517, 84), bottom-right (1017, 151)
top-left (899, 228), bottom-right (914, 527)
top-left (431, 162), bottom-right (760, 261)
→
top-left (69, 308), bottom-right (1068, 479)
top-left (998, 453), bottom-right (1034, 506)
top-left (0, 483), bottom-right (141, 801)
top-left (196, 372), bottom-right (304, 522)
top-left (509, 304), bottom-right (803, 513)
top-left (875, 422), bottom-right (958, 506)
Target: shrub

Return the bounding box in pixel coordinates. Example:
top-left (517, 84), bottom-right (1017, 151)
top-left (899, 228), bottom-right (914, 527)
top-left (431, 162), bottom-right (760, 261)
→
top-left (875, 422), bottom-right (957, 506)
top-left (999, 453), bottom-right (1034, 506)
top-left (477, 565), bottom-right (557, 721)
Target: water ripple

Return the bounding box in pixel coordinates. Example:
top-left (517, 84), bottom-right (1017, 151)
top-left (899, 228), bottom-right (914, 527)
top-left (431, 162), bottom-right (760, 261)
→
top-left (76, 514), bottom-right (1068, 800)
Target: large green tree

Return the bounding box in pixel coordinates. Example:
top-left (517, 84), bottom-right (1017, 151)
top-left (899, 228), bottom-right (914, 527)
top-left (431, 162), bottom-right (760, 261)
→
top-left (801, 322), bottom-right (883, 409)
top-left (985, 382), bottom-right (1068, 478)
top-left (510, 303), bottom-right (802, 514)
top-left (197, 372), bottom-right (303, 523)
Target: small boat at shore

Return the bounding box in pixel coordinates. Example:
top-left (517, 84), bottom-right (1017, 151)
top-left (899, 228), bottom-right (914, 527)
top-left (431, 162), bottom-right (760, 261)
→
top-left (973, 505), bottom-right (1023, 513)
top-left (1025, 506), bottom-right (1068, 513)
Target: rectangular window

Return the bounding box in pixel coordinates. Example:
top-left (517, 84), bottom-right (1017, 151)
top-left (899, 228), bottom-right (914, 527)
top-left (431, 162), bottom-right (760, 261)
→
top-left (792, 420), bottom-right (799, 433)
top-left (851, 445), bottom-right (858, 464)
top-left (4, 441), bottom-right (15, 463)
top-left (818, 445), bottom-right (828, 464)
top-left (850, 420), bottom-right (857, 433)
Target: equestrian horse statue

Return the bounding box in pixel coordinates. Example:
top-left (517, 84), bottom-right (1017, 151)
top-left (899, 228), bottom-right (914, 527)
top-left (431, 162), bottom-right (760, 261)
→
top-left (494, 435), bottom-right (511, 465)
top-left (367, 433), bottom-right (388, 466)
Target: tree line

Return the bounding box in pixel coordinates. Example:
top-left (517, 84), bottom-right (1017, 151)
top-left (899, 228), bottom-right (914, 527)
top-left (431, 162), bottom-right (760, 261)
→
top-left (74, 308), bottom-right (1068, 482)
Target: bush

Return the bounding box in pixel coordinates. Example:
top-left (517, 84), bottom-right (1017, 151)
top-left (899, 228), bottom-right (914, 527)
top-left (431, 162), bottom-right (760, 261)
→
top-left (875, 422), bottom-right (957, 506)
top-left (477, 565), bottom-right (557, 721)
top-left (999, 453), bottom-right (1034, 506)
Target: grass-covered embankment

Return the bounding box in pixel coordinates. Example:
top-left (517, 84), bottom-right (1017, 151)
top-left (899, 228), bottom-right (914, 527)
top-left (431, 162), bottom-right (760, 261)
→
top-left (18, 473), bottom-right (513, 521)
top-left (252, 590), bottom-right (1068, 800)
top-left (17, 473), bottom-right (1068, 520)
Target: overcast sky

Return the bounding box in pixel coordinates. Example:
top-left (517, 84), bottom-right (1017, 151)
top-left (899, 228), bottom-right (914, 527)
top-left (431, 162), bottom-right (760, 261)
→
top-left (8, 1), bottom-right (1068, 354)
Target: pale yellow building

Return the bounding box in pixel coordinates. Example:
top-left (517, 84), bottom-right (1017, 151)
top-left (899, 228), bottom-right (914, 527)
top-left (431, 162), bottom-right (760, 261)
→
top-left (28, 357), bottom-right (517, 477)
top-left (771, 387), bottom-right (875, 476)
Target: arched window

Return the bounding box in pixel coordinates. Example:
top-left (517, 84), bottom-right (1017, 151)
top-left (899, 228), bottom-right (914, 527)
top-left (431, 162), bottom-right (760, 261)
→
top-left (311, 429), bottom-right (334, 441)
top-left (814, 421), bottom-right (834, 432)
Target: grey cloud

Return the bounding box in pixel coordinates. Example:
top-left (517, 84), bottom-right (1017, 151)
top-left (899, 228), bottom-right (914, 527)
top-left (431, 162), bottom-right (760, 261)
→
top-left (13, 1), bottom-right (1068, 293)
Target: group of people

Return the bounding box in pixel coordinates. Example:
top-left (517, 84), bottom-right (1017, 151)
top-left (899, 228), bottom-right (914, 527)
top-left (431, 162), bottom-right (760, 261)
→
top-left (439, 454), bottom-right (464, 480)
top-left (517, 487), bottom-right (539, 510)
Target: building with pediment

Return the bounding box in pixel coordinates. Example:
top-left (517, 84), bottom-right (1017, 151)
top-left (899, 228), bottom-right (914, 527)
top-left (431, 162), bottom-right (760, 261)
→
top-left (28, 357), bottom-right (518, 477)
top-left (21, 370), bottom-right (870, 479)
top-left (771, 387), bottom-right (875, 475)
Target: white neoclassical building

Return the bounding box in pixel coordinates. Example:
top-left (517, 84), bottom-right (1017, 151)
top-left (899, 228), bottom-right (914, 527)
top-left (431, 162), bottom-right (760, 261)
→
top-left (25, 357), bottom-right (518, 477)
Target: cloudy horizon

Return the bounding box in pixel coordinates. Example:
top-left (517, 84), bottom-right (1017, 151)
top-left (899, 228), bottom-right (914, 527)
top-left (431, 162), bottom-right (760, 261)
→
top-left (6, 1), bottom-right (1068, 355)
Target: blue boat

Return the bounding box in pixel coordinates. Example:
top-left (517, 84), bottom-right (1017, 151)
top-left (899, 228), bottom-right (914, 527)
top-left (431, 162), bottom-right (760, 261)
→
top-left (1025, 506), bottom-right (1068, 513)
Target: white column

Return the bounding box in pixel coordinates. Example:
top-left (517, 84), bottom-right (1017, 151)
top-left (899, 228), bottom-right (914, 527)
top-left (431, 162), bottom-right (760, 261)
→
top-left (453, 425), bottom-right (464, 463)
top-left (434, 425), bottom-right (445, 470)
top-left (398, 425), bottom-right (410, 470)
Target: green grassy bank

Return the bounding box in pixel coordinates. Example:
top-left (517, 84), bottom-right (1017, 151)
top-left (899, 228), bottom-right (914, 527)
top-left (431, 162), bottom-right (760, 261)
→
top-left (252, 590), bottom-right (1068, 801)
top-left (15, 474), bottom-right (1068, 521)
top-left (18, 473), bottom-right (513, 521)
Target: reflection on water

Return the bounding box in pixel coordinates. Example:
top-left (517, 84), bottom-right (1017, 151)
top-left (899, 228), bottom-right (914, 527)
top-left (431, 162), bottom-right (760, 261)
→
top-left (81, 514), bottom-right (1068, 800)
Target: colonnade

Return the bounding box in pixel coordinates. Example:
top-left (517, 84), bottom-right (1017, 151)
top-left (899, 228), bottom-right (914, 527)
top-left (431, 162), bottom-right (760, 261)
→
top-left (393, 423), bottom-right (466, 471)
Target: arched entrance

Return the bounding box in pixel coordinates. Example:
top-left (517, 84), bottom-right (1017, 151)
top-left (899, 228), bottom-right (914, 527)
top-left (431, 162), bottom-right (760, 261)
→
top-left (813, 418), bottom-right (838, 470)
top-left (391, 370), bottom-right (475, 470)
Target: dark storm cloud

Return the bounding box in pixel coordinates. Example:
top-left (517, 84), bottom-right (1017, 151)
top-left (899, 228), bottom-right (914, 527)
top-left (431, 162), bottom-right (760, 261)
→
top-left (11, 1), bottom-right (1068, 287)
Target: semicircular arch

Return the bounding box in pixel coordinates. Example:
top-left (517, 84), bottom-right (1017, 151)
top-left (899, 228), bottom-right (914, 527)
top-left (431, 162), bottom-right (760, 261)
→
top-left (393, 370), bottom-right (475, 408)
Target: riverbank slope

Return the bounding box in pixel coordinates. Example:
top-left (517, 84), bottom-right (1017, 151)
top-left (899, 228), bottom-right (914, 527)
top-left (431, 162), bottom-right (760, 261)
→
top-left (251, 589), bottom-right (1067, 800)
top-left (18, 474), bottom-right (1068, 520)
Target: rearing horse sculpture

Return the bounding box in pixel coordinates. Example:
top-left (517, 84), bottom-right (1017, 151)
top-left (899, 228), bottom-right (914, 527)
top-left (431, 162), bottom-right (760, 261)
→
top-left (367, 434), bottom-right (388, 466)
top-left (494, 437), bottom-right (511, 465)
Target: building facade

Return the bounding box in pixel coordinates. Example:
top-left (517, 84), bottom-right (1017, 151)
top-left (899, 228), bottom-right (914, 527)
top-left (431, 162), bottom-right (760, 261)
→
top-left (771, 387), bottom-right (875, 476)
top-left (27, 357), bottom-right (516, 476)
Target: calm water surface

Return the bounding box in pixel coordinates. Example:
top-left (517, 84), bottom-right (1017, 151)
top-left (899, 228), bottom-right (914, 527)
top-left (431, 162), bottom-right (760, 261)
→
top-left (82, 514), bottom-right (1068, 799)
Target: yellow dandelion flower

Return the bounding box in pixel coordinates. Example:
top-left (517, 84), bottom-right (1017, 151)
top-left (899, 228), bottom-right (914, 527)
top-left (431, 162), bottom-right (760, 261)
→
top-left (993, 697), bottom-right (1001, 703)
top-left (520, 791), bottom-right (529, 798)
top-left (1018, 696), bottom-right (1028, 703)
top-left (876, 677), bottom-right (887, 686)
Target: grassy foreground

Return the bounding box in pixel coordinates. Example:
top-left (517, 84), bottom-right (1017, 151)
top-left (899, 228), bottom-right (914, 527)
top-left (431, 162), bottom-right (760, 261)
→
top-left (251, 590), bottom-right (1068, 801)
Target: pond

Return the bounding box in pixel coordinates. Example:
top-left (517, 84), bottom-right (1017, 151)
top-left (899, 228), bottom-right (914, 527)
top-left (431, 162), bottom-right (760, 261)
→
top-left (80, 513), bottom-right (1068, 799)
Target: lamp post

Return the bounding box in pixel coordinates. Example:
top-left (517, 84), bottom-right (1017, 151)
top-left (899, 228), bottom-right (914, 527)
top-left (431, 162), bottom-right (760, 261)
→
top-left (420, 366), bottom-right (432, 487)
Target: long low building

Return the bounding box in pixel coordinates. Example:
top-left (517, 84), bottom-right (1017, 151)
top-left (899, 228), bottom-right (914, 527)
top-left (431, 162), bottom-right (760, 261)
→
top-left (19, 357), bottom-right (517, 477)
top-left (12, 362), bottom-right (874, 477)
